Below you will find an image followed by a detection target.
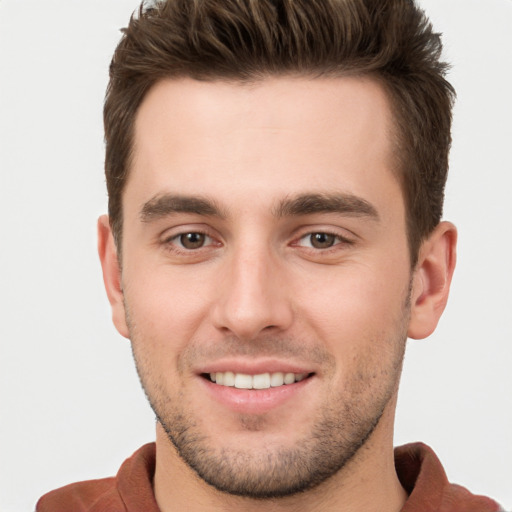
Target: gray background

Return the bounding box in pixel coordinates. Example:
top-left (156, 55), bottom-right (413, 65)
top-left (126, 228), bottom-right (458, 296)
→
top-left (1, 1), bottom-right (511, 510)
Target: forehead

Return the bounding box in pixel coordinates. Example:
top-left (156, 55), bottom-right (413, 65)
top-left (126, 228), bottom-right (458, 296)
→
top-left (127, 76), bottom-right (401, 219)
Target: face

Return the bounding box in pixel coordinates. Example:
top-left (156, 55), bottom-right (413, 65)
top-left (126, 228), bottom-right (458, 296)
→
top-left (111, 77), bottom-right (414, 497)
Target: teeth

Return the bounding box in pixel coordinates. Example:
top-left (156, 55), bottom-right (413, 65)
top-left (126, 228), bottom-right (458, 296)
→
top-left (234, 373), bottom-right (252, 389)
top-left (209, 371), bottom-right (308, 389)
top-left (270, 372), bottom-right (284, 387)
top-left (253, 373), bottom-right (271, 389)
top-left (223, 371), bottom-right (235, 387)
top-left (283, 372), bottom-right (295, 385)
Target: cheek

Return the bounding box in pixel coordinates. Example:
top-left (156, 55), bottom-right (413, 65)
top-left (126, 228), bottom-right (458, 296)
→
top-left (122, 263), bottom-right (215, 356)
top-left (292, 259), bottom-right (411, 365)
top-left (298, 264), bottom-right (408, 324)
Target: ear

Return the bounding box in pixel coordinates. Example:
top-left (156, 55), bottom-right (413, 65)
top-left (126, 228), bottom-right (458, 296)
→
top-left (97, 215), bottom-right (130, 339)
top-left (408, 221), bottom-right (457, 340)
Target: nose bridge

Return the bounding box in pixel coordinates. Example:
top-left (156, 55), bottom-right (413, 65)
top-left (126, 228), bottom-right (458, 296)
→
top-left (213, 238), bottom-right (293, 339)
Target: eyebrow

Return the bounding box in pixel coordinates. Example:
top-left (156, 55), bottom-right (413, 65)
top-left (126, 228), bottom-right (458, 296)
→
top-left (139, 192), bottom-right (379, 222)
top-left (273, 193), bottom-right (379, 220)
top-left (140, 194), bottom-right (226, 222)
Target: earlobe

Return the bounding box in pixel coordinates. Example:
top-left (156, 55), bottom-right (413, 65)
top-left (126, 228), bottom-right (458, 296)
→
top-left (408, 221), bottom-right (457, 340)
top-left (97, 215), bottom-right (130, 339)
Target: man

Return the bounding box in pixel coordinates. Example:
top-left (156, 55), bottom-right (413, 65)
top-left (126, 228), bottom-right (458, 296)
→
top-left (36, 0), bottom-right (502, 510)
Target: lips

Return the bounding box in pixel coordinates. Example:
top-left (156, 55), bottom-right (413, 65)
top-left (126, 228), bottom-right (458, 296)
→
top-left (196, 358), bottom-right (315, 413)
top-left (208, 371), bottom-right (309, 389)
top-left (198, 363), bottom-right (314, 414)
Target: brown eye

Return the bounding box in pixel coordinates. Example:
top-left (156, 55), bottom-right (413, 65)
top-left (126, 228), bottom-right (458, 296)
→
top-left (179, 232), bottom-right (206, 249)
top-left (309, 233), bottom-right (336, 249)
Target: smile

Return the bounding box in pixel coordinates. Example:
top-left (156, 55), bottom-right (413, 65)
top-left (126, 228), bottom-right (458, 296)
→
top-left (207, 372), bottom-right (310, 389)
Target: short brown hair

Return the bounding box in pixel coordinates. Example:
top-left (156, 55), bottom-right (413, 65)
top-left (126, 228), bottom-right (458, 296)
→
top-left (104, 0), bottom-right (455, 265)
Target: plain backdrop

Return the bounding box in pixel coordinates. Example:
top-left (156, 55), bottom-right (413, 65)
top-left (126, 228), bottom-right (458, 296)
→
top-left (1, 1), bottom-right (511, 510)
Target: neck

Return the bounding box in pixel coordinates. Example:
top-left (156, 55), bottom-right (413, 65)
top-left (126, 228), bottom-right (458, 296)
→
top-left (153, 400), bottom-right (407, 512)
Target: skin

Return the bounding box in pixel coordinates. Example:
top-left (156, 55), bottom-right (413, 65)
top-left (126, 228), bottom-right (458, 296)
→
top-left (98, 76), bottom-right (457, 512)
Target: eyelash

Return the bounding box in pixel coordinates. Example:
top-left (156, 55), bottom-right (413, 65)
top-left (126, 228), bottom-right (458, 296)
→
top-left (162, 229), bottom-right (354, 254)
top-left (163, 230), bottom-right (218, 252)
top-left (293, 231), bottom-right (354, 251)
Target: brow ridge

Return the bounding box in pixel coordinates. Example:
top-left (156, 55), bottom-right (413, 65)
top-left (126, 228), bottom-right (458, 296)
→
top-left (140, 194), bottom-right (225, 221)
top-left (139, 191), bottom-right (379, 222)
top-left (273, 193), bottom-right (379, 219)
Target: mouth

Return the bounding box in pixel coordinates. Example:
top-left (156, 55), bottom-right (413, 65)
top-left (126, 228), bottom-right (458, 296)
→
top-left (202, 371), bottom-right (314, 390)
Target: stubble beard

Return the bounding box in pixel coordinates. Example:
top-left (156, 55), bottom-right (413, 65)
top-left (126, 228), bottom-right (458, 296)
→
top-left (154, 386), bottom-right (401, 499)
top-left (127, 301), bottom-right (409, 499)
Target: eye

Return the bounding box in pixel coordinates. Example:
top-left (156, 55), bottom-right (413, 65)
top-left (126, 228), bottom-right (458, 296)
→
top-left (170, 232), bottom-right (213, 250)
top-left (307, 233), bottom-right (337, 249)
top-left (297, 232), bottom-right (345, 249)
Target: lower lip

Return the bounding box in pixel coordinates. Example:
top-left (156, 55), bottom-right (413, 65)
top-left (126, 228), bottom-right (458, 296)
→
top-left (200, 376), bottom-right (313, 414)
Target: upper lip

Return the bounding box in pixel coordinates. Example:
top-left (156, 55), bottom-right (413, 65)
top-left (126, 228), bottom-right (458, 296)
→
top-left (195, 358), bottom-right (315, 376)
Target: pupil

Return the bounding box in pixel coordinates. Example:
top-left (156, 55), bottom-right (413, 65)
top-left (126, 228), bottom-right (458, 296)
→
top-left (311, 233), bottom-right (335, 248)
top-left (181, 233), bottom-right (205, 249)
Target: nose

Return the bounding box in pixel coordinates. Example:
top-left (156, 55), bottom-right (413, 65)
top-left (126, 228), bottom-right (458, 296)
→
top-left (211, 245), bottom-right (294, 340)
